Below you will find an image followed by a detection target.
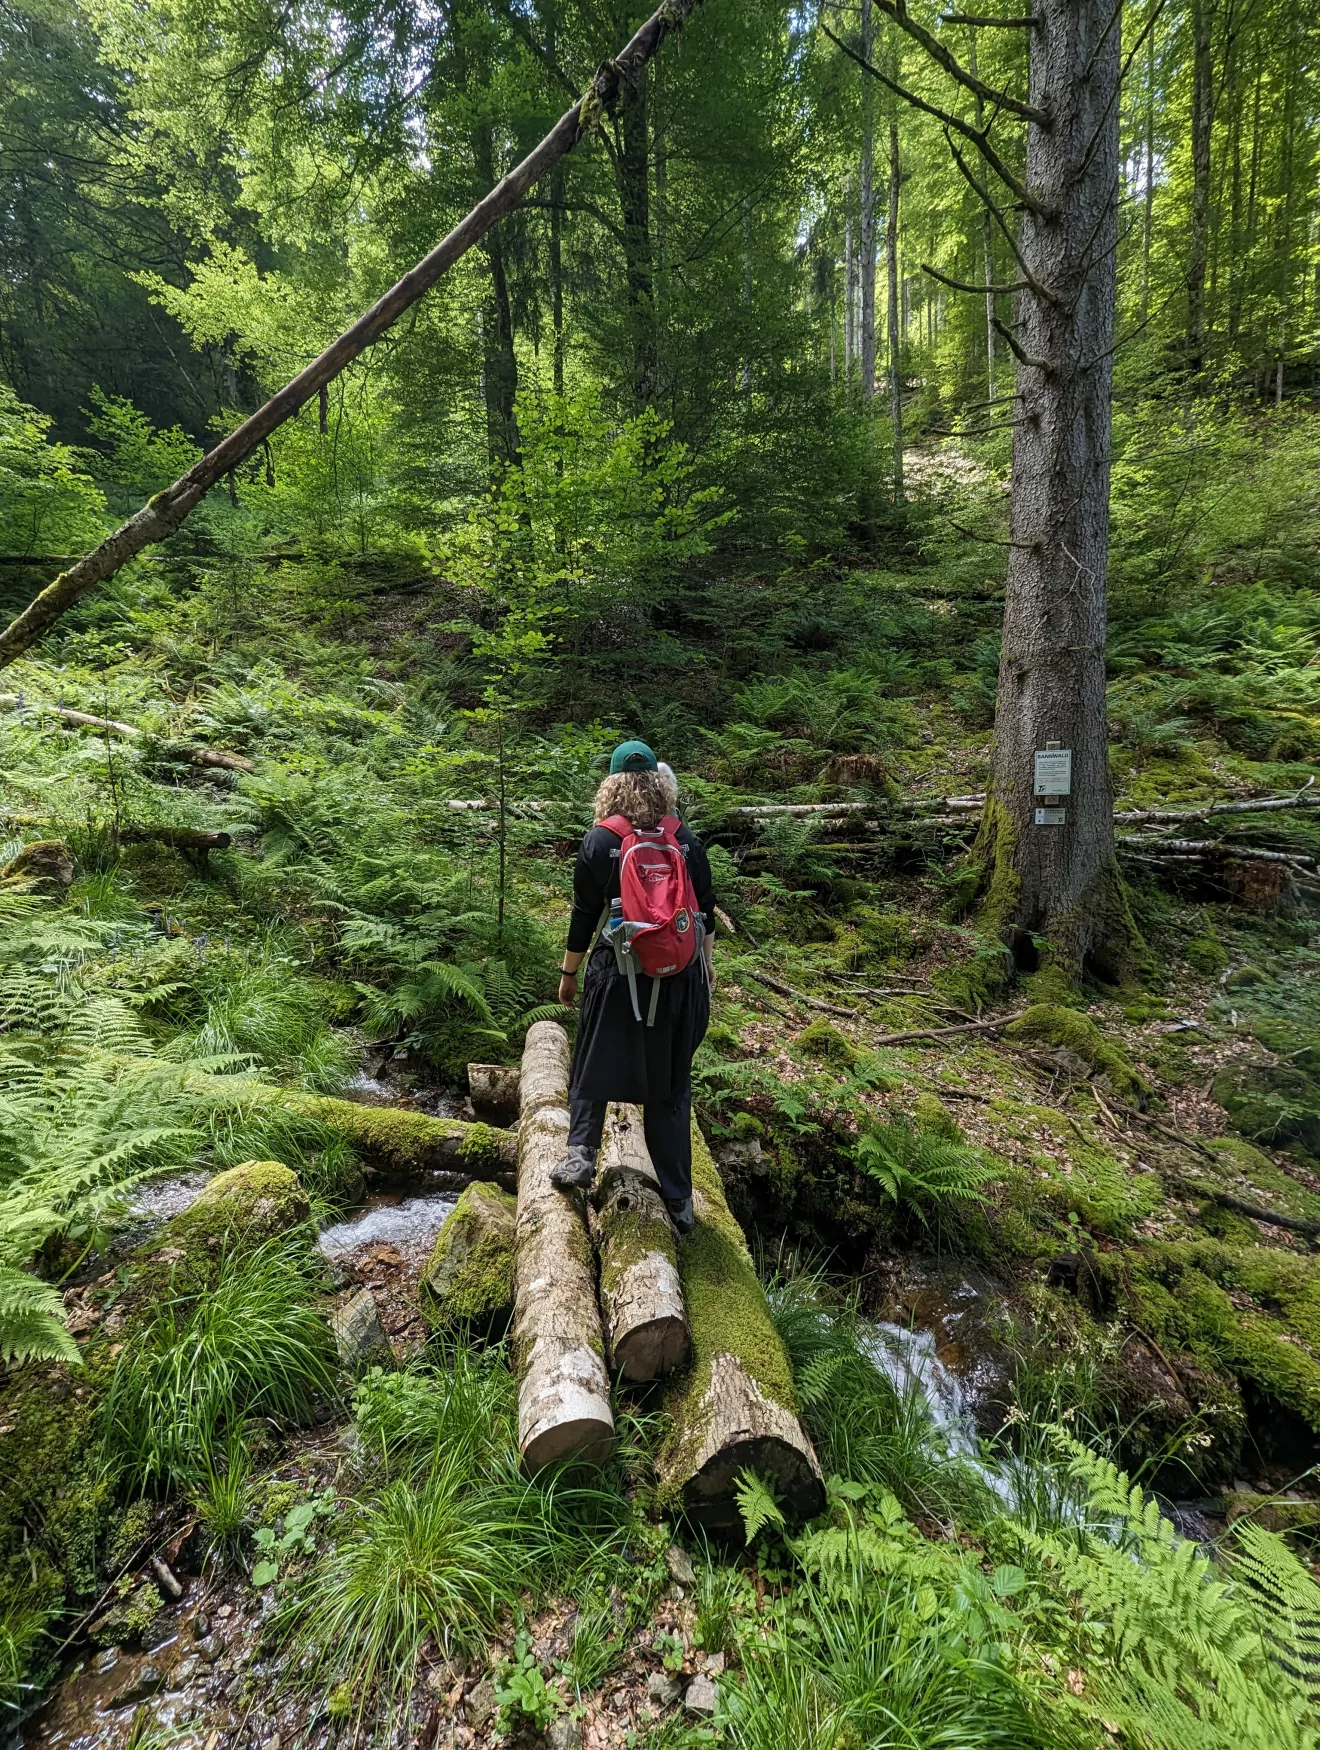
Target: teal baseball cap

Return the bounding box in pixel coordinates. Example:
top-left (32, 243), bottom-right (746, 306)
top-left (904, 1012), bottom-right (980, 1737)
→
top-left (609, 739), bottom-right (658, 774)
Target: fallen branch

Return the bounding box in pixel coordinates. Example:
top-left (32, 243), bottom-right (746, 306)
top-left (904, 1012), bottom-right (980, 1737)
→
top-left (0, 0), bottom-right (708, 668)
top-left (0, 814), bottom-right (233, 850)
top-left (734, 967), bottom-right (859, 1018)
top-left (1165, 1175), bottom-right (1320, 1239)
top-left (1120, 836), bottom-right (1317, 869)
top-left (869, 1010), bottom-right (1029, 1048)
top-left (0, 694), bottom-right (254, 772)
top-left (1114, 786), bottom-right (1320, 826)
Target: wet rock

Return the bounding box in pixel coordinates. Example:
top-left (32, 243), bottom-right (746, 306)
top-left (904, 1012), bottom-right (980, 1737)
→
top-left (684, 1675), bottom-right (719, 1716)
top-left (330, 1288), bottom-right (393, 1372)
top-left (419, 1182), bottom-right (516, 1338)
top-left (164, 1161), bottom-right (311, 1258)
top-left (94, 1647), bottom-right (119, 1675)
top-left (105, 1661), bottom-right (166, 1708)
top-left (647, 1673), bottom-right (682, 1707)
top-left (548, 1715), bottom-right (583, 1750)
top-left (466, 1678), bottom-right (498, 1730)
top-left (196, 1636), bottom-right (220, 1663)
top-left (664, 1544), bottom-right (696, 1586)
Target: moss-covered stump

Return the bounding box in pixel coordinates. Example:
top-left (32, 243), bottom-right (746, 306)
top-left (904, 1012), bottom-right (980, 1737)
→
top-left (165, 1161), bottom-right (310, 1257)
top-left (658, 1122), bottom-right (824, 1533)
top-left (0, 838), bottom-right (75, 891)
top-left (595, 1106), bottom-right (690, 1383)
top-left (419, 1182), bottom-right (517, 1338)
top-left (1003, 1003), bottom-right (1148, 1099)
top-left (512, 1022), bottom-right (613, 1472)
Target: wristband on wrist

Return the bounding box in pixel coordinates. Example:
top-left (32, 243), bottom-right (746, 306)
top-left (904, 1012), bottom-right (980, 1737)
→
top-left (560, 964), bottom-right (578, 977)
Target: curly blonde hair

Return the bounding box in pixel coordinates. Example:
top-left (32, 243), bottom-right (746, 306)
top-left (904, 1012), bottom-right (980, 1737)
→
top-left (593, 767), bottom-right (678, 829)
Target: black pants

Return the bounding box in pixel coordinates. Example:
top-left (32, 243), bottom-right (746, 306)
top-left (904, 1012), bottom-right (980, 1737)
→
top-left (567, 1082), bottom-right (693, 1206)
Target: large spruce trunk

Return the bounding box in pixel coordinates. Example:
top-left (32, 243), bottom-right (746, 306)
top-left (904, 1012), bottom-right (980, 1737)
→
top-left (983, 0), bottom-right (1133, 981)
top-left (512, 1022), bottom-right (614, 1472)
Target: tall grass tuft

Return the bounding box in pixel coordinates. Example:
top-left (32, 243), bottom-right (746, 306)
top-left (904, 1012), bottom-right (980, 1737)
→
top-left (101, 1235), bottom-right (336, 1495)
top-left (284, 1357), bottom-right (634, 1701)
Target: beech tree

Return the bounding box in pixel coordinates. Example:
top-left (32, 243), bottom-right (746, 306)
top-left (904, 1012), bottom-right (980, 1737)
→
top-left (831, 0), bottom-right (1145, 981)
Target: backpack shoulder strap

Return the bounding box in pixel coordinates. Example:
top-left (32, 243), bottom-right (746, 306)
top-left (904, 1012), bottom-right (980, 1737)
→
top-left (658, 814), bottom-right (682, 839)
top-left (598, 814), bottom-right (633, 840)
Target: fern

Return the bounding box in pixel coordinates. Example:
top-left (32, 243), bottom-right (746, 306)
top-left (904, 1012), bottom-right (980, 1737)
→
top-left (0, 1264), bottom-right (80, 1366)
top-left (1015, 1439), bottom-right (1320, 1750)
top-left (735, 1468), bottom-right (786, 1545)
top-left (855, 1120), bottom-right (992, 1224)
top-left (1228, 1518), bottom-right (1320, 1715)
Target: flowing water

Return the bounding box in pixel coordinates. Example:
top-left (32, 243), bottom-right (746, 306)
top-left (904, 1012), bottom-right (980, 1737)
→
top-left (317, 1191), bottom-right (458, 1267)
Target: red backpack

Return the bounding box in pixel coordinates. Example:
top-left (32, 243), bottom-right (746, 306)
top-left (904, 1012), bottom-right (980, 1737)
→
top-left (599, 813), bottom-right (703, 1024)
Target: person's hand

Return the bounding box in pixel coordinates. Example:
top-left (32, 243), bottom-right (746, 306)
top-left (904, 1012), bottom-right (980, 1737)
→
top-left (558, 972), bottom-right (578, 1007)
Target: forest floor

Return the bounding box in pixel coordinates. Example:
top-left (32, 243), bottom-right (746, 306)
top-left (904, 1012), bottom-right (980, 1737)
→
top-left (3, 538), bottom-right (1320, 1749)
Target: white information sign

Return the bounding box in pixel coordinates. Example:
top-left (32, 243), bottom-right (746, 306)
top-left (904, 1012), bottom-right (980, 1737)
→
top-left (1033, 748), bottom-right (1073, 796)
top-left (1035, 807), bottom-right (1067, 827)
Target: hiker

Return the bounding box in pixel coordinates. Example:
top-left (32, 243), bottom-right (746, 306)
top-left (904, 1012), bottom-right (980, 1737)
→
top-left (552, 740), bottom-right (716, 1234)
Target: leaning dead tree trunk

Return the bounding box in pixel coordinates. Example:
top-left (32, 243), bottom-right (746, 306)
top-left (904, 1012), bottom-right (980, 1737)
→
top-left (979, 0), bottom-right (1130, 981)
top-left (658, 1123), bottom-right (823, 1532)
top-left (0, 0), bottom-right (708, 670)
top-left (594, 1105), bottom-right (690, 1383)
top-left (512, 1021), bottom-right (614, 1472)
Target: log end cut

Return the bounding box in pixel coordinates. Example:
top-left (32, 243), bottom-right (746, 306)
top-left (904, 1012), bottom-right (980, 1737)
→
top-left (673, 1351), bottom-right (824, 1531)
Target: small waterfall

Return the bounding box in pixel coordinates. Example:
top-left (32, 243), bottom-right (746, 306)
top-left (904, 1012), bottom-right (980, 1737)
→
top-left (318, 1193), bottom-right (457, 1266)
top-left (865, 1321), bottom-right (982, 1460)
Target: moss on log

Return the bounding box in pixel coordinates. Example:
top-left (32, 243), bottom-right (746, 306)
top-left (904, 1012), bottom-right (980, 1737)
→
top-left (595, 1105), bottom-right (689, 1382)
top-left (512, 1022), bottom-right (613, 1472)
top-left (658, 1123), bottom-right (824, 1532)
top-left (419, 1181), bottom-right (517, 1337)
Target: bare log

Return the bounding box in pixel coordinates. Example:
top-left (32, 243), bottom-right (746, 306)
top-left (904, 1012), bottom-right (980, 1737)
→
top-left (594, 1105), bottom-right (690, 1383)
top-left (1119, 836), bottom-right (1317, 869)
top-left (0, 693), bottom-right (254, 772)
top-left (1114, 786), bottom-right (1320, 825)
top-left (658, 1123), bottom-right (823, 1531)
top-left (0, 0), bottom-right (709, 669)
top-left (513, 1021), bottom-right (613, 1472)
top-left (867, 1010), bottom-right (1029, 1048)
top-left (467, 1062), bottom-right (522, 1126)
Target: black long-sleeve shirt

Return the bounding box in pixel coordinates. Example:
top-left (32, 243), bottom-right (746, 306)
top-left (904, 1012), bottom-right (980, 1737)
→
top-left (565, 822), bottom-right (717, 954)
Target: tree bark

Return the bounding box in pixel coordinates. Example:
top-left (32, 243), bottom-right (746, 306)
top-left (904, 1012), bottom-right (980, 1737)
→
top-left (593, 1104), bottom-right (689, 1383)
top-left (615, 55), bottom-right (657, 407)
top-left (0, 0), bottom-right (707, 670)
top-left (512, 1021), bottom-right (614, 1471)
top-left (859, 0), bottom-right (877, 400)
top-left (981, 0), bottom-right (1134, 982)
top-left (887, 120), bottom-right (904, 500)
top-left (1187, 0), bottom-right (1215, 369)
top-left (658, 1122), bottom-right (823, 1531)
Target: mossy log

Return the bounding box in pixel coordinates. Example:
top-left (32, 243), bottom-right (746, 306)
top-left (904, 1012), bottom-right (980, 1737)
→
top-left (419, 1181), bottom-right (517, 1336)
top-left (595, 1105), bottom-right (690, 1383)
top-left (178, 1073), bottom-right (517, 1177)
top-left (512, 1021), bottom-right (613, 1472)
top-left (658, 1123), bottom-right (824, 1532)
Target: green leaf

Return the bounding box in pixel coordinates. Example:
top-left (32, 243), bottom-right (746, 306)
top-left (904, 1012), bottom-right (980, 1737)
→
top-left (251, 1560), bottom-right (279, 1587)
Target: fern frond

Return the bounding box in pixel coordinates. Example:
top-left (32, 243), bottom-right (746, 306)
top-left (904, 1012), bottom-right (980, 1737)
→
top-left (0, 1266), bottom-right (81, 1367)
top-left (1229, 1519), bottom-right (1320, 1713)
top-left (735, 1469), bottom-right (786, 1544)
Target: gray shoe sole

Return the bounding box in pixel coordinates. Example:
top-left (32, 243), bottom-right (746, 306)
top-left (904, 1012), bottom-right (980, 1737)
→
top-left (550, 1157), bottom-right (596, 1191)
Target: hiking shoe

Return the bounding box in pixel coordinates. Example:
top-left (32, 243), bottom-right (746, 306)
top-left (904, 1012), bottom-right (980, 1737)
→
top-left (550, 1146), bottom-right (596, 1191)
top-left (667, 1196), bottom-right (694, 1237)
